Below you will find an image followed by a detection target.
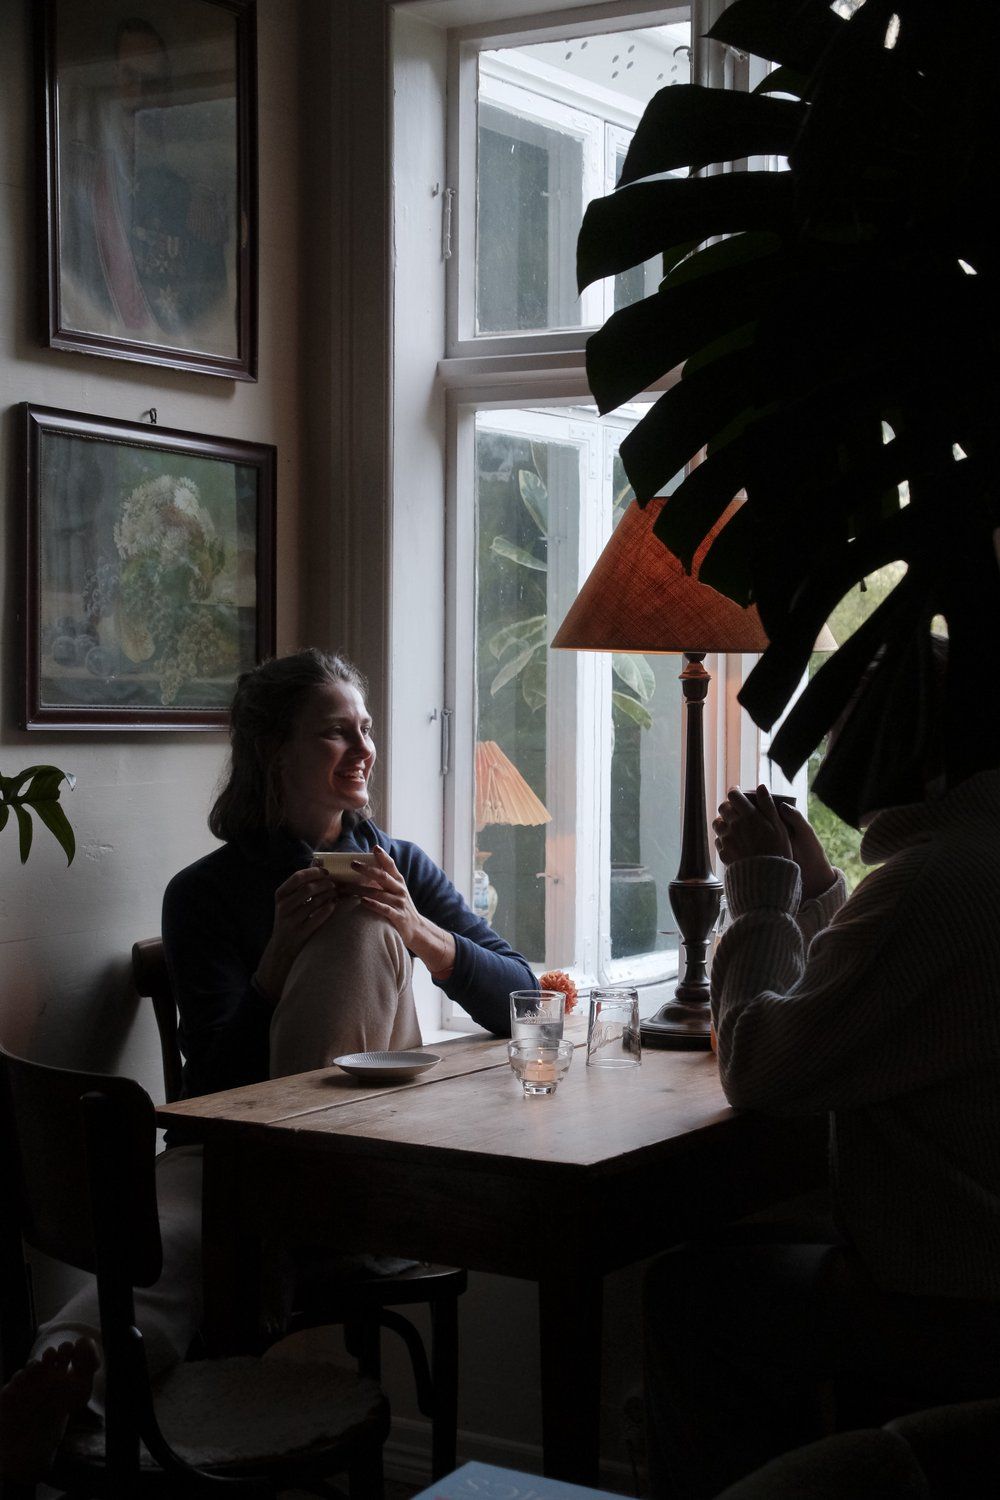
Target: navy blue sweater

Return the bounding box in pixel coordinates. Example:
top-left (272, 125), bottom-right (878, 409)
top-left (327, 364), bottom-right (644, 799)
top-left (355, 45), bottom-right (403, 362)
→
top-left (162, 817), bottom-right (534, 1101)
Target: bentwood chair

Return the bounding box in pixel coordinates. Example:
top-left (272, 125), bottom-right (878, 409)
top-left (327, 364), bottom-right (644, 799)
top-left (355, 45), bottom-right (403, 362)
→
top-left (132, 936), bottom-right (466, 1479)
top-left (0, 1042), bottom-right (389, 1499)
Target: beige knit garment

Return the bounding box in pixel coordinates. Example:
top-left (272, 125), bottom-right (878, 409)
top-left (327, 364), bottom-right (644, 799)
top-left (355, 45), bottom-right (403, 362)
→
top-left (269, 898), bottom-right (421, 1076)
top-left (711, 768), bottom-right (1000, 1301)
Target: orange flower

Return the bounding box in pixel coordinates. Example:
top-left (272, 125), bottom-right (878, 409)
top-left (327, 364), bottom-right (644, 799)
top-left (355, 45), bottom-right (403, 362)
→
top-left (539, 969), bottom-right (578, 1013)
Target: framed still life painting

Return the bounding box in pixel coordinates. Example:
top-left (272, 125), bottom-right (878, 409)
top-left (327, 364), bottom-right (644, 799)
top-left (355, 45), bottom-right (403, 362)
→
top-left (23, 404), bottom-right (276, 729)
top-left (37, 0), bottom-right (258, 380)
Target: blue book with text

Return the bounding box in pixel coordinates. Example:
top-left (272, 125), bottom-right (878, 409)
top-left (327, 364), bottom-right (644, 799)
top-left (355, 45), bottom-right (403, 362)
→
top-left (411, 1459), bottom-right (623, 1499)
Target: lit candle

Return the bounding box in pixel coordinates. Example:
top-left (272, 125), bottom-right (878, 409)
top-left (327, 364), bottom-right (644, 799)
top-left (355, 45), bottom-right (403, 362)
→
top-left (524, 1060), bottom-right (557, 1084)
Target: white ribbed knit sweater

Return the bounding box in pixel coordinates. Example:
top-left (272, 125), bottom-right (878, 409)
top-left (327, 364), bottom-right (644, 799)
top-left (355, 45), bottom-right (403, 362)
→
top-left (711, 768), bottom-right (1000, 1300)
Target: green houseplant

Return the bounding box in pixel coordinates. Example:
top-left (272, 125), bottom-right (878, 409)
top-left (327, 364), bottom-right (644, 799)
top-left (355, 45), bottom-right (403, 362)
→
top-left (577, 0), bottom-right (999, 826)
top-left (1, 767), bottom-right (76, 863)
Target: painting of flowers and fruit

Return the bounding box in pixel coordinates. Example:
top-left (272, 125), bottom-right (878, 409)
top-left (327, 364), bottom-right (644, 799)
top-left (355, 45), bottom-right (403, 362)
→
top-left (24, 405), bottom-right (275, 728)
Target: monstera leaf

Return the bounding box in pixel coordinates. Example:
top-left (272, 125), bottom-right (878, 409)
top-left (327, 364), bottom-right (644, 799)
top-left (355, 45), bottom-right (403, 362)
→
top-left (1, 766), bottom-right (76, 864)
top-left (577, 0), bottom-right (1000, 824)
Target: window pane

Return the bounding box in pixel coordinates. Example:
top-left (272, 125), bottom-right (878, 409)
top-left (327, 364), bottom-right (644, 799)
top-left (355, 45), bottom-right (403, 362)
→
top-left (474, 409), bottom-right (681, 977)
top-left (475, 422), bottom-right (571, 961)
top-left (477, 103), bottom-right (583, 334)
top-left (476, 19), bottom-right (691, 337)
top-left (608, 458), bottom-right (681, 957)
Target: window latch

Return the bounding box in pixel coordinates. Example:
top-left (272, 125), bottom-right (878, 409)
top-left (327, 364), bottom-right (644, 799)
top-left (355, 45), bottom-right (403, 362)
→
top-left (436, 706), bottom-right (452, 776)
top-left (441, 186), bottom-right (455, 260)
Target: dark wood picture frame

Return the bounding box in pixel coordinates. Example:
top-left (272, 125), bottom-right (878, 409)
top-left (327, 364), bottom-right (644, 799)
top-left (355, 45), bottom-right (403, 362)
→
top-left (37, 0), bottom-right (258, 381)
top-left (24, 404), bottom-right (275, 730)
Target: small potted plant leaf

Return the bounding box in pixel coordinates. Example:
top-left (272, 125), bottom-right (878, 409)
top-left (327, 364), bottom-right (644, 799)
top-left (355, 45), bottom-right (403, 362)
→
top-left (0, 765), bottom-right (76, 863)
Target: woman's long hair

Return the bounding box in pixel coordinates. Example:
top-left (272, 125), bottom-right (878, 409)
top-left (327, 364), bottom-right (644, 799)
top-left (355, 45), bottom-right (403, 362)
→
top-left (209, 650), bottom-right (369, 841)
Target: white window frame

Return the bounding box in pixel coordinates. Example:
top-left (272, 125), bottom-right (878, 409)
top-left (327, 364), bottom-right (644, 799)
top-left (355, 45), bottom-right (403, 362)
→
top-left (449, 8), bottom-right (691, 357)
top-left (388, 0), bottom-right (762, 1037)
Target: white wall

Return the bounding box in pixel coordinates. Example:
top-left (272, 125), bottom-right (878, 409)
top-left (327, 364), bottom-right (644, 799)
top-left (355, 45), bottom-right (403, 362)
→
top-left (0, 0), bottom-right (306, 1087)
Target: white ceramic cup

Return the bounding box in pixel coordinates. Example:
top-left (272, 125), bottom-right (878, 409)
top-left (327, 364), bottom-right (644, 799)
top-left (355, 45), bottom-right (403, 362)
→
top-left (312, 850), bottom-right (380, 882)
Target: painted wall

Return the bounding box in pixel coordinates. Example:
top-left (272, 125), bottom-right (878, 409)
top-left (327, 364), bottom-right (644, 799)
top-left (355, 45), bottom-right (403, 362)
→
top-left (0, 0), bottom-right (305, 1087)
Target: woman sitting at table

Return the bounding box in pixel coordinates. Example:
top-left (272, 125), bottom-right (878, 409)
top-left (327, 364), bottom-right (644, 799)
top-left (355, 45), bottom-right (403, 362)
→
top-left (164, 646), bottom-right (531, 1094)
top-left (1, 648), bottom-right (532, 1484)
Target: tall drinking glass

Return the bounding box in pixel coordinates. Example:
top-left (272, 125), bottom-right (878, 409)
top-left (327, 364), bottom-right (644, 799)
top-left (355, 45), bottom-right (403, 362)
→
top-left (586, 989), bottom-right (641, 1068)
top-left (509, 990), bottom-right (565, 1046)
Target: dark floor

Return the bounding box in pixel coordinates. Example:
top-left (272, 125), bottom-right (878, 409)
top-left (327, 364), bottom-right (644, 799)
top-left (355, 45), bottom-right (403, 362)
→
top-left (48, 1481), bottom-right (425, 1499)
top-left (301, 1479), bottom-right (426, 1498)
top-left (312, 1482), bottom-right (425, 1499)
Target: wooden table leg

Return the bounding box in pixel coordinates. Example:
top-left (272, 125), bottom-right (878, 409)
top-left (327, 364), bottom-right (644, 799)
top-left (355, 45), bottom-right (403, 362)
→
top-left (538, 1271), bottom-right (603, 1483)
top-left (200, 1139), bottom-right (260, 1354)
top-left (431, 1289), bottom-right (459, 1479)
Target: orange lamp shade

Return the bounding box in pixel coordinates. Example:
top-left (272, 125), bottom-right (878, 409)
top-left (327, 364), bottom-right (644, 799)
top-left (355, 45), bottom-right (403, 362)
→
top-left (551, 497), bottom-right (771, 655)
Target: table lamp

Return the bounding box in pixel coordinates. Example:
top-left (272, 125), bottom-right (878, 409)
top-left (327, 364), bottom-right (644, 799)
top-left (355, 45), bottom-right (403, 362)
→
top-left (474, 740), bottom-right (551, 924)
top-left (551, 495), bottom-right (771, 1049)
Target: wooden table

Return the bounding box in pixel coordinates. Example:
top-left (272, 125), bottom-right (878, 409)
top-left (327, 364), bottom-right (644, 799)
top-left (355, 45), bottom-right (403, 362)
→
top-left (157, 1036), bottom-right (825, 1484)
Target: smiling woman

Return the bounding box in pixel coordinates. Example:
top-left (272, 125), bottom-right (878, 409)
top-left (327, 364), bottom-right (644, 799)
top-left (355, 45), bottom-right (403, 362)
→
top-left (276, 679), bottom-right (377, 845)
top-left (163, 647), bottom-right (536, 1100)
top-left (23, 649), bottom-right (536, 1444)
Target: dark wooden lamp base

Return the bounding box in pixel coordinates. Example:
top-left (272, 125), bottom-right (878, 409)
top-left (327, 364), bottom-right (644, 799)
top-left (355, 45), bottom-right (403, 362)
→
top-left (640, 1000), bottom-right (712, 1050)
top-left (639, 653), bottom-right (724, 1052)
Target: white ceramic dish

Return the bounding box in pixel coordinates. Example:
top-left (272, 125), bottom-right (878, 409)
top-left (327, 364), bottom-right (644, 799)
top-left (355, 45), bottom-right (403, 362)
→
top-left (332, 1050), bottom-right (442, 1083)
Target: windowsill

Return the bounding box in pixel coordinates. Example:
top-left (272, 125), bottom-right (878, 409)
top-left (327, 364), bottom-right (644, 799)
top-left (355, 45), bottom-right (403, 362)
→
top-left (422, 1023), bottom-right (478, 1044)
top-left (440, 954), bottom-right (682, 1036)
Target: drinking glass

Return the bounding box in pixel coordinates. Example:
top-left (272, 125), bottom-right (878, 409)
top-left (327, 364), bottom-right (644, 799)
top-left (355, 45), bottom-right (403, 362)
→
top-left (586, 989), bottom-right (641, 1069)
top-left (507, 1038), bottom-right (574, 1096)
top-left (509, 990), bottom-right (564, 1047)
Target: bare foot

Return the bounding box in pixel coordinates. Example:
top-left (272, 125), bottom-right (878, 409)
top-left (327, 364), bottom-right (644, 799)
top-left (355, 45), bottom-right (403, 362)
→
top-left (0, 1337), bottom-right (100, 1482)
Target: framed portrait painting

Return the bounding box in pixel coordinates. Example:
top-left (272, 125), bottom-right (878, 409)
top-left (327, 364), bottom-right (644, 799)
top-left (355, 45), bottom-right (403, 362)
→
top-left (23, 405), bottom-right (275, 729)
top-left (37, 0), bottom-right (258, 380)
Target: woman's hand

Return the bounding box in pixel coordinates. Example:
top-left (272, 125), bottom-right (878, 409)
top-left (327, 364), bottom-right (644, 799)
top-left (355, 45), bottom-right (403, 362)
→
top-left (779, 804), bottom-right (838, 901)
top-left (354, 846), bottom-right (457, 977)
top-left (713, 785), bottom-right (793, 866)
top-left (713, 787), bottom-right (837, 899)
top-left (254, 866), bottom-right (339, 1002)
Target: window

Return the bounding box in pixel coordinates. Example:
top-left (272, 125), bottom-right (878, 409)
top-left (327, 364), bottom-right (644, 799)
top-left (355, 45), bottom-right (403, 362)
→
top-left (474, 39), bottom-right (672, 337)
top-left (472, 404), bottom-right (683, 982)
top-left (449, 17), bottom-right (690, 354)
top-left (445, 9), bottom-right (696, 1020)
top-left (389, 2), bottom-right (762, 1035)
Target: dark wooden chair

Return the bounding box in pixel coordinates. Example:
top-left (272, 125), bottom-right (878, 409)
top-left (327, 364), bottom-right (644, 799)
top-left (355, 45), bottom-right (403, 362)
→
top-left (132, 936), bottom-right (465, 1479)
top-left (0, 1041), bottom-right (389, 1499)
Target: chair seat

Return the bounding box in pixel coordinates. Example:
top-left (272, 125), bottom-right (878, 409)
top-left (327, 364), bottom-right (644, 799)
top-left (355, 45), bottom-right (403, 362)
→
top-left (291, 1256), bottom-right (467, 1319)
top-left (61, 1356), bottom-right (387, 1471)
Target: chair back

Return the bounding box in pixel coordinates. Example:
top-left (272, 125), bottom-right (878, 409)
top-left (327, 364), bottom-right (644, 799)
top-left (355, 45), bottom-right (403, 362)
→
top-left (3, 1047), bottom-right (209, 1493)
top-left (0, 1044), bottom-right (162, 1289)
top-left (132, 937), bottom-right (183, 1104)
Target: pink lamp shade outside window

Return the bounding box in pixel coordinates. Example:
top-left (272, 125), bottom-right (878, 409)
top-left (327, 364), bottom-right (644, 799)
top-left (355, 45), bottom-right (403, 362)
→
top-left (474, 740), bottom-right (551, 926)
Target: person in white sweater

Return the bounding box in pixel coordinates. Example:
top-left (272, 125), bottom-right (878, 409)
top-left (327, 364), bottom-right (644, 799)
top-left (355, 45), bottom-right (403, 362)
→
top-left (643, 772), bottom-right (1000, 1499)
